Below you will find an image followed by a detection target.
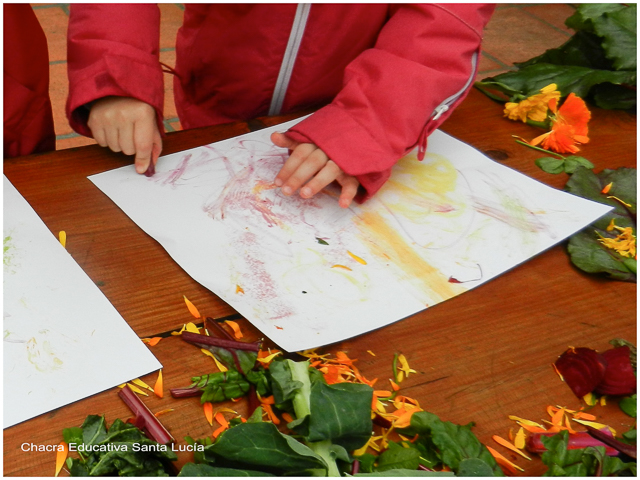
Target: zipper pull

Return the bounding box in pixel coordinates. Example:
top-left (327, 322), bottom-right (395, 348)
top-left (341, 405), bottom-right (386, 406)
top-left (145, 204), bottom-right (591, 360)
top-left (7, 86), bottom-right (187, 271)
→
top-left (431, 104), bottom-right (449, 121)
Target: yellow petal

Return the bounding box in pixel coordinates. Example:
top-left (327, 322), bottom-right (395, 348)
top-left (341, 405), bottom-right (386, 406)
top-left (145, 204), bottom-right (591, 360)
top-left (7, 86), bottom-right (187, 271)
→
top-left (235, 285), bottom-right (244, 294)
top-left (508, 415), bottom-right (544, 429)
top-left (55, 441), bottom-right (68, 477)
top-left (126, 383), bottom-right (149, 396)
top-left (256, 351), bottom-right (282, 364)
top-left (347, 250), bottom-right (367, 265)
top-left (583, 392), bottom-right (598, 406)
top-left (572, 418), bottom-right (616, 436)
top-left (515, 427), bottom-right (526, 450)
top-left (331, 264), bottom-right (352, 271)
top-left (153, 370), bottom-right (163, 398)
top-left (183, 295), bottom-right (201, 319)
top-left (58, 231), bottom-right (67, 249)
top-left (185, 322), bottom-right (200, 334)
top-left (367, 350), bottom-right (376, 356)
top-left (201, 348), bottom-right (228, 372)
top-left (131, 378), bottom-right (154, 392)
top-left (154, 408), bottom-right (174, 417)
top-left (486, 445), bottom-right (525, 473)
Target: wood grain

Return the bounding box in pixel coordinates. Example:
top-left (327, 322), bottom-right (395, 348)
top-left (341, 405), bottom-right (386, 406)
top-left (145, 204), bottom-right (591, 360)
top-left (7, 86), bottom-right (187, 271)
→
top-left (3, 89), bottom-right (636, 476)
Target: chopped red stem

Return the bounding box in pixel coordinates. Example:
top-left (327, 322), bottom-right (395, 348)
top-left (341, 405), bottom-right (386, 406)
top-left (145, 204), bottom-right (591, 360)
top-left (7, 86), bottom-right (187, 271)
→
top-left (586, 425), bottom-right (637, 459)
top-left (118, 385), bottom-right (174, 445)
top-left (351, 459), bottom-right (360, 475)
top-left (527, 431), bottom-right (618, 456)
top-left (169, 386), bottom-right (203, 398)
top-left (181, 331), bottom-right (260, 351)
top-left (205, 317), bottom-right (235, 341)
top-left (248, 385), bottom-right (260, 416)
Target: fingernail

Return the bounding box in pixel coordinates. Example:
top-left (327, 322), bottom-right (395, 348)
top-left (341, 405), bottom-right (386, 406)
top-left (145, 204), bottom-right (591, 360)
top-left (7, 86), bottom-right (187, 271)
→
top-left (274, 178), bottom-right (283, 187)
top-left (282, 186), bottom-right (292, 196)
top-left (300, 187), bottom-right (312, 198)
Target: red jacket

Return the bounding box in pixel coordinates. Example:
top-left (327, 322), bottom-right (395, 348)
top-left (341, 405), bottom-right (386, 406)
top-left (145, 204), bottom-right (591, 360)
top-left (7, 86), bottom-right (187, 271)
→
top-left (4, 4), bottom-right (55, 158)
top-left (67, 4), bottom-right (494, 198)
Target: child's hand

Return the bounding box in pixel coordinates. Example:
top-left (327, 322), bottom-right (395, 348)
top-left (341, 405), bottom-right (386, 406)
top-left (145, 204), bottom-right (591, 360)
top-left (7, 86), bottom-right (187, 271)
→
top-left (271, 132), bottom-right (359, 208)
top-left (88, 96), bottom-right (162, 174)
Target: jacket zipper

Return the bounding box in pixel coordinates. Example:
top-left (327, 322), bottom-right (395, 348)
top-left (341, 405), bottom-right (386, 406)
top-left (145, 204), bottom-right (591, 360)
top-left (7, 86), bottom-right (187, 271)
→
top-left (268, 4), bottom-right (312, 116)
top-left (417, 50), bottom-right (479, 160)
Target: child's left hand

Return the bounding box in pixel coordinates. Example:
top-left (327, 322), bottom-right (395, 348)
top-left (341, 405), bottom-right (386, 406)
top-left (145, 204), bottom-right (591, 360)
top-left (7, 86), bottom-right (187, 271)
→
top-left (271, 132), bottom-right (359, 208)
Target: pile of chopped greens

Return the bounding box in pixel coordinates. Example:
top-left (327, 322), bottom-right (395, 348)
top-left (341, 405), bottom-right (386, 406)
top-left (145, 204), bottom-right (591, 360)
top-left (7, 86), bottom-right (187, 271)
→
top-left (62, 415), bottom-right (177, 476)
top-left (476, 4), bottom-right (637, 110)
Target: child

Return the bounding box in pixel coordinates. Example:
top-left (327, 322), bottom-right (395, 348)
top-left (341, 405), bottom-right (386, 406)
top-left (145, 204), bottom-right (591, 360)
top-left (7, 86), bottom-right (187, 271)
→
top-left (66, 4), bottom-right (494, 207)
top-left (4, 4), bottom-right (55, 158)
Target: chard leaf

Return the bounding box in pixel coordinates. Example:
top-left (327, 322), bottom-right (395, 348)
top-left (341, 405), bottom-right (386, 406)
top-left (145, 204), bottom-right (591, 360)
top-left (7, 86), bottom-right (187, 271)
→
top-left (565, 4), bottom-right (627, 32)
top-left (206, 421), bottom-right (327, 476)
top-left (80, 415), bottom-right (108, 446)
top-left (374, 441), bottom-right (421, 472)
top-left (564, 156), bottom-right (594, 174)
top-left (540, 431), bottom-right (636, 476)
top-left (536, 157), bottom-right (565, 174)
top-left (354, 470), bottom-right (454, 477)
top-left (565, 167), bottom-right (636, 282)
top-left (458, 458), bottom-right (497, 477)
top-left (178, 463), bottom-right (274, 476)
top-left (306, 381), bottom-right (373, 451)
top-left (619, 394), bottom-right (637, 418)
top-left (63, 427), bottom-right (83, 446)
top-left (398, 411), bottom-right (502, 476)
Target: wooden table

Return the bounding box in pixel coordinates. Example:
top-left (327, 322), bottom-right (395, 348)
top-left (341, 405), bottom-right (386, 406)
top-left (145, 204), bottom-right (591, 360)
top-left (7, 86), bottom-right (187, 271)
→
top-left (4, 89), bottom-right (636, 476)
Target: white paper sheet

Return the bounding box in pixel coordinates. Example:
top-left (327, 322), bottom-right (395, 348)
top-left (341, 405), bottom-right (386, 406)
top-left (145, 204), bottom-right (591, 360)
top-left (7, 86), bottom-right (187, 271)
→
top-left (89, 121), bottom-right (611, 351)
top-left (3, 176), bottom-right (162, 428)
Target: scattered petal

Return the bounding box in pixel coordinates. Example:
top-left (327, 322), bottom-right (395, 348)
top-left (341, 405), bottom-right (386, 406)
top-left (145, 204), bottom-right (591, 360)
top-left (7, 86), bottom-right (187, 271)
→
top-left (235, 285), bottom-right (244, 294)
top-left (515, 427), bottom-right (526, 450)
top-left (487, 445), bottom-right (524, 474)
top-left (153, 370), bottom-right (163, 398)
top-left (131, 378), bottom-right (154, 392)
top-left (573, 418), bottom-right (616, 436)
top-left (185, 322), bottom-right (200, 334)
top-left (203, 402), bottom-right (214, 426)
top-left (212, 425), bottom-right (226, 438)
top-left (214, 411), bottom-right (229, 429)
top-left (224, 320), bottom-right (244, 339)
top-left (331, 264), bottom-right (352, 271)
top-left (256, 350), bottom-right (282, 365)
top-left (154, 408), bottom-right (174, 417)
top-left (142, 337), bottom-right (162, 346)
top-left (200, 349), bottom-right (228, 372)
top-left (55, 441), bottom-right (68, 477)
top-left (367, 350), bottom-right (376, 356)
top-left (183, 295), bottom-right (201, 319)
top-left (492, 435), bottom-right (532, 460)
top-left (347, 250), bottom-right (367, 265)
top-left (602, 182), bottom-right (613, 194)
top-left (262, 403), bottom-right (280, 425)
top-left (282, 412), bottom-right (294, 424)
top-left (58, 231), bottom-right (67, 249)
top-left (126, 383), bottom-right (149, 396)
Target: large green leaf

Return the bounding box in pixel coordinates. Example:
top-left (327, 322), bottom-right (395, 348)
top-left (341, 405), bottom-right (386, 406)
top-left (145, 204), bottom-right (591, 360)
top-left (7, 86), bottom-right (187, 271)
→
top-left (565, 4), bottom-right (628, 32)
top-left (306, 381), bottom-right (373, 451)
top-left (398, 412), bottom-right (503, 476)
top-left (373, 441), bottom-right (422, 472)
top-left (178, 463), bottom-right (274, 476)
top-left (354, 470), bottom-right (454, 477)
top-left (207, 422), bottom-right (328, 476)
top-left (565, 167), bottom-right (636, 282)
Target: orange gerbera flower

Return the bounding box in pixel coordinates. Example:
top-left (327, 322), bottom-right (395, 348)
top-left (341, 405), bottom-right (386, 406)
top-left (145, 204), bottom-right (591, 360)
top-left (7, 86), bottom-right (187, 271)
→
top-left (529, 93), bottom-right (591, 154)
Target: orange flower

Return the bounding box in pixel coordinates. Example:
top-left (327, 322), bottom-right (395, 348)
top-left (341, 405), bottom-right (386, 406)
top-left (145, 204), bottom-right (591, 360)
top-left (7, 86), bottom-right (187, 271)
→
top-left (529, 93), bottom-right (591, 154)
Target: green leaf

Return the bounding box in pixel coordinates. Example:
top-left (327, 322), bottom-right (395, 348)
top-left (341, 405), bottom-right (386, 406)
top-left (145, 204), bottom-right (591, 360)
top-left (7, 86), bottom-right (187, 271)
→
top-left (316, 237), bottom-right (329, 245)
top-left (80, 415), bottom-right (108, 446)
top-left (206, 422), bottom-right (328, 476)
top-left (457, 458), bottom-right (497, 477)
top-left (563, 156), bottom-right (594, 174)
top-left (476, 63), bottom-right (636, 105)
top-left (567, 231), bottom-right (635, 281)
top-left (619, 394), bottom-right (637, 418)
top-left (354, 469), bottom-right (454, 477)
top-left (306, 381), bottom-right (373, 451)
top-left (535, 157), bottom-right (565, 174)
top-left (398, 411), bottom-right (502, 476)
top-left (178, 463), bottom-right (274, 476)
top-left (591, 4), bottom-right (637, 70)
top-left (565, 4), bottom-right (627, 33)
top-left (374, 441), bottom-right (421, 472)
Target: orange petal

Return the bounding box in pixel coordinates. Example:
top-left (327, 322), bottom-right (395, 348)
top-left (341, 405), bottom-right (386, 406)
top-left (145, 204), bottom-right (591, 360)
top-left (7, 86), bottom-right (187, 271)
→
top-left (282, 412), bottom-right (294, 423)
top-left (204, 402), bottom-right (214, 426)
top-left (262, 403), bottom-right (280, 425)
top-left (331, 264), bottom-right (352, 271)
top-left (486, 445), bottom-right (524, 474)
top-left (367, 350), bottom-right (376, 356)
top-left (389, 379), bottom-right (400, 391)
top-left (258, 395), bottom-right (275, 405)
top-left (142, 337), bottom-right (162, 346)
top-left (601, 182), bottom-right (613, 194)
top-left (55, 441), bottom-right (68, 477)
top-left (573, 412), bottom-right (596, 421)
top-left (235, 284), bottom-right (244, 294)
top-left (212, 425), bottom-right (226, 438)
top-left (374, 390), bottom-right (393, 398)
top-left (153, 370), bottom-right (163, 398)
top-left (492, 435), bottom-right (532, 460)
top-left (183, 295), bottom-right (201, 319)
top-left (154, 408), bottom-right (174, 417)
top-left (551, 407), bottom-right (565, 426)
top-left (214, 411), bottom-right (229, 429)
top-left (224, 320), bottom-right (243, 339)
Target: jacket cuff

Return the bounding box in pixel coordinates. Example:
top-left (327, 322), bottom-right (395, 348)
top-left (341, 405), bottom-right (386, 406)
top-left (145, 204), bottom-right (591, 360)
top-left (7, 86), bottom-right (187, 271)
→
top-left (66, 54), bottom-right (165, 137)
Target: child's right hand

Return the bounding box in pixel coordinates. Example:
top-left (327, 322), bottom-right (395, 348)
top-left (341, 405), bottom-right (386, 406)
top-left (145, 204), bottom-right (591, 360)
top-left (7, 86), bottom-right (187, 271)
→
top-left (88, 96), bottom-right (162, 174)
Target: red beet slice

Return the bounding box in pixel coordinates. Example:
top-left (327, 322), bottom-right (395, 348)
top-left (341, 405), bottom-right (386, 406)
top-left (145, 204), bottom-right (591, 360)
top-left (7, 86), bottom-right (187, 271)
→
top-left (594, 346), bottom-right (636, 396)
top-left (555, 347), bottom-right (607, 398)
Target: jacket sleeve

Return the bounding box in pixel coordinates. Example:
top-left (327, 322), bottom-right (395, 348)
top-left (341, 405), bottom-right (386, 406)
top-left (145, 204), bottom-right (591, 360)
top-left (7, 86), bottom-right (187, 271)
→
top-left (285, 4), bottom-right (495, 201)
top-left (66, 4), bottom-right (165, 137)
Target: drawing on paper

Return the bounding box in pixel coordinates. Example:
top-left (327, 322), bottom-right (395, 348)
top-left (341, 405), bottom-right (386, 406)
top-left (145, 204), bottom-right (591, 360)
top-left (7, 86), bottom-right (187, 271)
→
top-left (89, 119), bottom-right (611, 351)
top-left (3, 177), bottom-right (161, 428)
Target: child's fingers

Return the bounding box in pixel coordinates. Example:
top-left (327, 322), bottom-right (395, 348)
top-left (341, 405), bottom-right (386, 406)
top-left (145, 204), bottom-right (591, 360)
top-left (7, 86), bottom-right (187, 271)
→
top-left (118, 122), bottom-right (136, 156)
top-left (299, 161), bottom-right (341, 199)
top-left (274, 143), bottom-right (318, 189)
top-left (337, 176), bottom-right (360, 208)
top-left (133, 116), bottom-right (161, 174)
top-left (270, 131), bottom-right (298, 150)
top-left (280, 147), bottom-right (329, 196)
